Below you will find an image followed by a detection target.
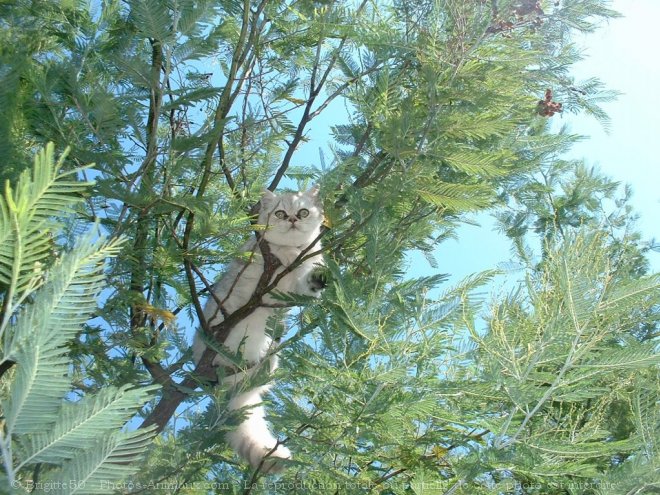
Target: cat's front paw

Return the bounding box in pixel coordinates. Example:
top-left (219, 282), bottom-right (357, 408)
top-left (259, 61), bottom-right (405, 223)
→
top-left (307, 269), bottom-right (327, 296)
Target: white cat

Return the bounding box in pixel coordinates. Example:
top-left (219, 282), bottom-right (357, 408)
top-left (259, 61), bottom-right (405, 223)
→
top-left (192, 186), bottom-right (325, 471)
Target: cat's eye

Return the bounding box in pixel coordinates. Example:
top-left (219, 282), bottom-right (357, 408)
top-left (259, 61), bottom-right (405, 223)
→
top-left (297, 208), bottom-right (309, 218)
top-left (274, 210), bottom-right (288, 219)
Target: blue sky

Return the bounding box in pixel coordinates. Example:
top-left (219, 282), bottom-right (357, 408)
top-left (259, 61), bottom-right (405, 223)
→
top-left (567, 0), bottom-right (659, 248)
top-left (424, 0), bottom-right (660, 288)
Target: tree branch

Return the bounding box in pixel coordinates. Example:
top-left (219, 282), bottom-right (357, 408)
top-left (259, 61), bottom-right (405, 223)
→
top-left (0, 359), bottom-right (15, 380)
top-left (129, 38), bottom-right (164, 333)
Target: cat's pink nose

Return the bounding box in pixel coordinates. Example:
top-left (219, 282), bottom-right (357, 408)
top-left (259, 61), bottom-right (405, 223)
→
top-left (289, 217), bottom-right (297, 224)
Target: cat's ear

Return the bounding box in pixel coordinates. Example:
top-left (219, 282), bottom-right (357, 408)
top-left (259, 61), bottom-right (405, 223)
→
top-left (261, 188), bottom-right (277, 204)
top-left (306, 184), bottom-right (321, 204)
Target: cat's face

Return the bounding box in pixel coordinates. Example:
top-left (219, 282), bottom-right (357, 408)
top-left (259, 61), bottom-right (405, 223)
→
top-left (259, 186), bottom-right (323, 247)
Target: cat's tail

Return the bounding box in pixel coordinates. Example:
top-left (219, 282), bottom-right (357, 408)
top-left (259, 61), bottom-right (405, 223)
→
top-left (226, 385), bottom-right (291, 472)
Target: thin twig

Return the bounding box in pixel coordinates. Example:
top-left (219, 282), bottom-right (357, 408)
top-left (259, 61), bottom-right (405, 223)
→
top-left (268, 0), bottom-right (369, 191)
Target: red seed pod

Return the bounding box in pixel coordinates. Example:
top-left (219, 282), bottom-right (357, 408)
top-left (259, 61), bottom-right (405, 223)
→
top-left (537, 89), bottom-right (563, 117)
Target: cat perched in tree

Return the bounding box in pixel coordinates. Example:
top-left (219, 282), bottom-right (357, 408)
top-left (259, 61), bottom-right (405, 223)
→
top-left (192, 186), bottom-right (325, 472)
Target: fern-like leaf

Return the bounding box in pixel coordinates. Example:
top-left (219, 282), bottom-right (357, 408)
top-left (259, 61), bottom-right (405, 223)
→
top-left (417, 182), bottom-right (493, 211)
top-left (43, 428), bottom-right (158, 494)
top-left (4, 233), bottom-right (123, 436)
top-left (128, 0), bottom-right (174, 41)
top-left (18, 384), bottom-right (159, 468)
top-left (0, 144), bottom-right (91, 334)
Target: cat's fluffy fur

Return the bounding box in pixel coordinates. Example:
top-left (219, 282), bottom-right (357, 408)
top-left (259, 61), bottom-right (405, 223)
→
top-left (192, 186), bottom-right (324, 471)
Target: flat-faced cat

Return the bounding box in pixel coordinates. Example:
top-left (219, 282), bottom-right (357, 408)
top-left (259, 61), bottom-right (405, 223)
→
top-left (192, 186), bottom-right (325, 472)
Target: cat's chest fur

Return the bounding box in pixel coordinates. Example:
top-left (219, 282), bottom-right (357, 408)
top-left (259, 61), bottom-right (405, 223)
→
top-left (271, 244), bottom-right (304, 267)
top-left (208, 241), bottom-right (304, 317)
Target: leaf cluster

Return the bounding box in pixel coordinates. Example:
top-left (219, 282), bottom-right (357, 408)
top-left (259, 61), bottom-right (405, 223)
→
top-left (0, 145), bottom-right (157, 493)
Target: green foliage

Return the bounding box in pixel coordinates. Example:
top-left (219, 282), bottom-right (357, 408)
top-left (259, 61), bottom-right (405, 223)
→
top-left (0, 145), bottom-right (157, 492)
top-left (0, 145), bottom-right (88, 326)
top-left (458, 232), bottom-right (660, 493)
top-left (0, 1), bottom-right (657, 494)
